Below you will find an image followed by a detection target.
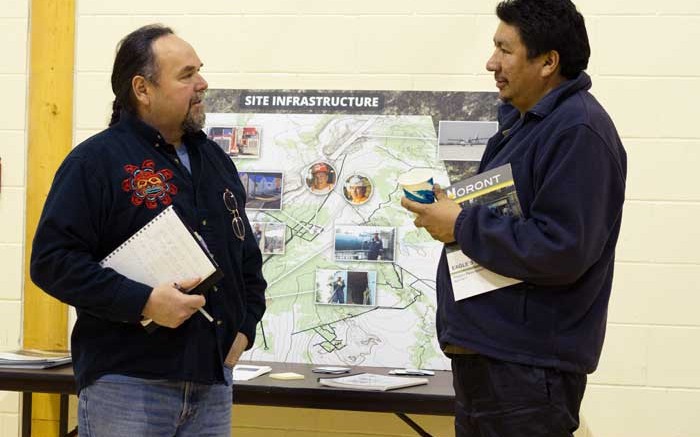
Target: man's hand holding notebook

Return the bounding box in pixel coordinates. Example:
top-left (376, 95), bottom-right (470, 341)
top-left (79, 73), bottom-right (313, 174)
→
top-left (141, 277), bottom-right (206, 329)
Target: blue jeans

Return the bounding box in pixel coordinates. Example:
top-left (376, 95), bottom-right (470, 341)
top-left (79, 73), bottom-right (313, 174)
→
top-left (78, 369), bottom-right (233, 437)
top-left (451, 354), bottom-right (586, 437)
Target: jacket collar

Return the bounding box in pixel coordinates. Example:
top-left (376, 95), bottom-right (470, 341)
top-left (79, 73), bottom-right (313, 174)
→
top-left (116, 110), bottom-right (208, 148)
top-left (527, 71), bottom-right (592, 118)
top-left (497, 71), bottom-right (592, 122)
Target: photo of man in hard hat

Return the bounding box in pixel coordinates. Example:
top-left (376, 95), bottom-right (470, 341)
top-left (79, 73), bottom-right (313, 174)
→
top-left (342, 174), bottom-right (373, 205)
top-left (305, 161), bottom-right (336, 195)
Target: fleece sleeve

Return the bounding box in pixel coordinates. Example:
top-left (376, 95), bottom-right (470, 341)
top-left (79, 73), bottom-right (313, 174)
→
top-left (454, 125), bottom-right (626, 286)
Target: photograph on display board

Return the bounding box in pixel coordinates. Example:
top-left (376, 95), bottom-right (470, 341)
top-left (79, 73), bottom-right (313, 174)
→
top-left (262, 222), bottom-right (286, 255)
top-left (333, 225), bottom-right (396, 262)
top-left (206, 126), bottom-right (261, 158)
top-left (438, 120), bottom-right (498, 161)
top-left (207, 126), bottom-right (234, 154)
top-left (444, 160), bottom-right (481, 185)
top-left (304, 161), bottom-right (337, 195)
top-left (203, 88), bottom-right (500, 370)
top-left (341, 174), bottom-right (373, 206)
top-left (232, 126), bottom-right (261, 158)
top-left (316, 269), bottom-right (377, 306)
top-left (252, 222), bottom-right (264, 248)
top-left (239, 171), bottom-right (283, 210)
top-left (251, 222), bottom-right (286, 255)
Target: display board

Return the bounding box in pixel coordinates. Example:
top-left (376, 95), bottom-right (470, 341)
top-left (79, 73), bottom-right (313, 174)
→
top-left (204, 89), bottom-right (498, 370)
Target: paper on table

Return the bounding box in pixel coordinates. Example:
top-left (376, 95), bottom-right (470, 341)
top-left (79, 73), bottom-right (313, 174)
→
top-left (232, 364), bottom-right (272, 381)
top-left (389, 368), bottom-right (435, 376)
top-left (269, 372), bottom-right (305, 380)
top-left (0, 349), bottom-right (71, 369)
top-left (318, 373), bottom-right (428, 391)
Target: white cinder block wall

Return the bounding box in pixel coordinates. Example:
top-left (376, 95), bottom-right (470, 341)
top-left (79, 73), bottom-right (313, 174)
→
top-left (0, 0), bottom-right (28, 435)
top-left (1, 1), bottom-right (698, 436)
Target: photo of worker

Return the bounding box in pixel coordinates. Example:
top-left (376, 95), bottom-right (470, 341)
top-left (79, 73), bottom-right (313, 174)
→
top-left (239, 171), bottom-right (283, 210)
top-left (342, 174), bottom-right (373, 205)
top-left (316, 269), bottom-right (348, 305)
top-left (333, 225), bottom-right (396, 262)
top-left (252, 222), bottom-right (264, 248)
top-left (305, 161), bottom-right (336, 195)
top-left (315, 269), bottom-right (377, 307)
top-left (437, 120), bottom-right (498, 161)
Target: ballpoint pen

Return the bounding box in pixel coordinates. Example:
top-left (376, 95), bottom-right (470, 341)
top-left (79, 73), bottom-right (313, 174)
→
top-left (173, 282), bottom-right (214, 322)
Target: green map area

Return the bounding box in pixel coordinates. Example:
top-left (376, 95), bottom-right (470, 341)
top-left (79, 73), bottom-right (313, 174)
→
top-left (206, 112), bottom-right (451, 370)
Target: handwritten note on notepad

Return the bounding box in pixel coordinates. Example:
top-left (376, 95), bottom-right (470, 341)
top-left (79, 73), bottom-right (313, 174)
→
top-left (100, 206), bottom-right (220, 288)
top-left (100, 206), bottom-right (223, 332)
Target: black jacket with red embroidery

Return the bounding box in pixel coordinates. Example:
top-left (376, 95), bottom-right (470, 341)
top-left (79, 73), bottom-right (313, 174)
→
top-left (30, 111), bottom-right (267, 392)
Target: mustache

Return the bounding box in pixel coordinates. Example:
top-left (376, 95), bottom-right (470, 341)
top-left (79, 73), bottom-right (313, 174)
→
top-left (190, 91), bottom-right (207, 105)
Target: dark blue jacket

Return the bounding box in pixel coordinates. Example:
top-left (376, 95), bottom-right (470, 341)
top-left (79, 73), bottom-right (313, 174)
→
top-left (31, 112), bottom-right (267, 391)
top-left (437, 73), bottom-right (626, 373)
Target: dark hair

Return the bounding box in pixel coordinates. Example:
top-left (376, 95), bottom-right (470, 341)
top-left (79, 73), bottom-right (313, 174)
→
top-left (496, 0), bottom-right (590, 79)
top-left (109, 24), bottom-right (174, 126)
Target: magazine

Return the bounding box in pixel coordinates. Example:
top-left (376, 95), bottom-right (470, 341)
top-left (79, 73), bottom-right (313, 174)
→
top-left (444, 163), bottom-right (523, 301)
top-left (318, 373), bottom-right (429, 391)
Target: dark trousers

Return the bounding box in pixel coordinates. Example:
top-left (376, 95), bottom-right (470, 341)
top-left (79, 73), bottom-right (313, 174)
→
top-left (451, 354), bottom-right (586, 437)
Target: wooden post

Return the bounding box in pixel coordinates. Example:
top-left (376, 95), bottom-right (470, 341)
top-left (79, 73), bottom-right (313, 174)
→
top-left (23, 0), bottom-right (75, 435)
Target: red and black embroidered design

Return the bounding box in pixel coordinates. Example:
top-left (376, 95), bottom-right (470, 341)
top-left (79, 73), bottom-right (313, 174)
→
top-left (121, 159), bottom-right (178, 209)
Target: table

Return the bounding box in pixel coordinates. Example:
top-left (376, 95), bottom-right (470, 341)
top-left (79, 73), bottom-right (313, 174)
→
top-left (0, 361), bottom-right (455, 437)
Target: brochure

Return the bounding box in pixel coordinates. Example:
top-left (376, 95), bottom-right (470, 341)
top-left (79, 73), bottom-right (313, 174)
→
top-left (444, 163), bottom-right (523, 301)
top-left (318, 373), bottom-right (428, 391)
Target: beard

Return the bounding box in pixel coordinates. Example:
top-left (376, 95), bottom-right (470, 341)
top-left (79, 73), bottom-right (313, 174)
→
top-left (182, 93), bottom-right (206, 134)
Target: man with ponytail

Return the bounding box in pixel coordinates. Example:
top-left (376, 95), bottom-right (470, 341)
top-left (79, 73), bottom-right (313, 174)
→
top-left (31, 24), bottom-right (266, 436)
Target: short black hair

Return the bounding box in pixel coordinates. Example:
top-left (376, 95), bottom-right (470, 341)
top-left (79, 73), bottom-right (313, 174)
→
top-left (496, 0), bottom-right (590, 79)
top-left (109, 24), bottom-right (174, 126)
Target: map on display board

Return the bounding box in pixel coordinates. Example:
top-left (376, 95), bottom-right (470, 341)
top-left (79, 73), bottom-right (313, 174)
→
top-left (204, 89), bottom-right (498, 370)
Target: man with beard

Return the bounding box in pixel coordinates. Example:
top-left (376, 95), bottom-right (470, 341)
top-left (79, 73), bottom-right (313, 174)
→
top-left (31, 24), bottom-right (267, 436)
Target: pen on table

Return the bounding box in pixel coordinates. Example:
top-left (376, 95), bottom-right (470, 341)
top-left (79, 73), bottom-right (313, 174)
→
top-left (173, 282), bottom-right (214, 323)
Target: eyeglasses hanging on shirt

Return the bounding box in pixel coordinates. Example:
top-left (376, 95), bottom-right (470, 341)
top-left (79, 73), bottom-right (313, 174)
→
top-left (223, 188), bottom-right (246, 241)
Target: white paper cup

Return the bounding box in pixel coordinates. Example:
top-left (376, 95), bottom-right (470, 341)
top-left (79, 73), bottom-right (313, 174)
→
top-left (398, 168), bottom-right (435, 204)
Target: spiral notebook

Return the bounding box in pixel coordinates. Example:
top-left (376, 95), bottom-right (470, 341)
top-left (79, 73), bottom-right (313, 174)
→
top-left (100, 205), bottom-right (223, 331)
